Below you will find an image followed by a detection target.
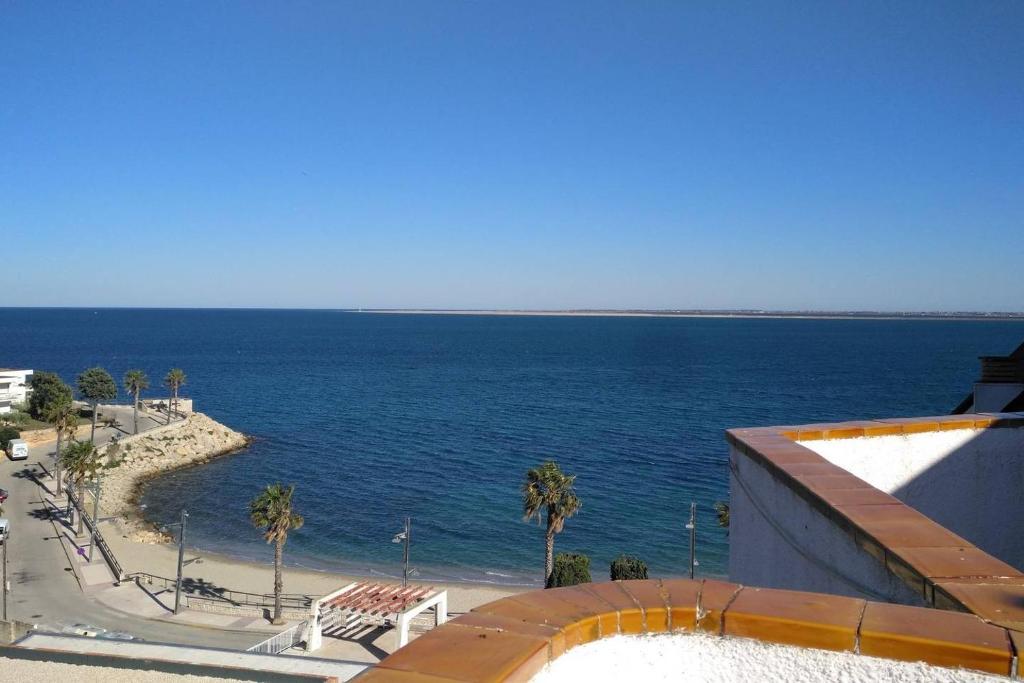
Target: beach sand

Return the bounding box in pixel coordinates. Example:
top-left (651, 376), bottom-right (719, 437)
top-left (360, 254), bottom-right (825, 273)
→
top-left (104, 527), bottom-right (523, 617)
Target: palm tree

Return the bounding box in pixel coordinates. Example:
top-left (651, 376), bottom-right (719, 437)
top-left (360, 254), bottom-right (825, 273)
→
top-left (249, 484), bottom-right (304, 624)
top-left (123, 370), bottom-right (150, 435)
top-left (522, 461), bottom-right (582, 588)
top-left (164, 369), bottom-right (186, 424)
top-left (60, 440), bottom-right (100, 536)
top-left (45, 397), bottom-right (77, 498)
top-left (76, 367), bottom-right (117, 443)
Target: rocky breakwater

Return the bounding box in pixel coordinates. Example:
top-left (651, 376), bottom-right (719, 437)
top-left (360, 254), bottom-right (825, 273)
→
top-left (97, 412), bottom-right (249, 543)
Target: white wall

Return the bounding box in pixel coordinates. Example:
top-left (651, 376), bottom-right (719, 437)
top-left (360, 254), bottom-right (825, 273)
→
top-left (0, 370), bottom-right (32, 413)
top-left (728, 445), bottom-right (923, 605)
top-left (799, 427), bottom-right (1024, 571)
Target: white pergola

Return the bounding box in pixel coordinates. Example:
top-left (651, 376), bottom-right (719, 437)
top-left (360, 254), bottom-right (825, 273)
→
top-left (304, 581), bottom-right (448, 651)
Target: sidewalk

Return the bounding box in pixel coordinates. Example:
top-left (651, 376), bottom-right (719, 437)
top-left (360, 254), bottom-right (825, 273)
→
top-left (41, 485), bottom-right (301, 639)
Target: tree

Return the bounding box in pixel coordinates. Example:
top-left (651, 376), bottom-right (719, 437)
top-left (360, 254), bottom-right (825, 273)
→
top-left (549, 553), bottom-right (591, 588)
top-left (76, 367), bottom-right (117, 443)
top-left (27, 371), bottom-right (72, 419)
top-left (60, 440), bottom-right (100, 536)
top-left (714, 501), bottom-right (730, 534)
top-left (610, 554), bottom-right (649, 581)
top-left (164, 369), bottom-right (187, 424)
top-left (123, 370), bottom-right (150, 435)
top-left (44, 396), bottom-right (77, 497)
top-left (522, 460), bottom-right (582, 588)
top-left (249, 484), bottom-right (304, 625)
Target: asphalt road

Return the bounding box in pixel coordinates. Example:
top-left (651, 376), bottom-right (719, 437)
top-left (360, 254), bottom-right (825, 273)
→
top-left (1, 416), bottom-right (260, 649)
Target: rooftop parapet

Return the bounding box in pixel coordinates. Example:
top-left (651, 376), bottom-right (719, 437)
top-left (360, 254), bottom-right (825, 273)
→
top-left (725, 412), bottom-right (1024, 639)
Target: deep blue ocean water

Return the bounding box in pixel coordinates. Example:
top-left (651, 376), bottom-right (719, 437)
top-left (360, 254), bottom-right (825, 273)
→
top-left (3, 308), bottom-right (1023, 586)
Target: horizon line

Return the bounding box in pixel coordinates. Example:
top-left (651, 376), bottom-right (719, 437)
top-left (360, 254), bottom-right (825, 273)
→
top-left (1, 306), bottom-right (1023, 319)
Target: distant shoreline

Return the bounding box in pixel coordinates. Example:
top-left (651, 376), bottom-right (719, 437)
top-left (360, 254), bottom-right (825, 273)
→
top-left (2, 307), bottom-right (1023, 320)
top-left (354, 309), bottom-right (1024, 321)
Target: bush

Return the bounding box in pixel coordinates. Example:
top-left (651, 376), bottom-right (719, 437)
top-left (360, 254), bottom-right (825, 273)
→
top-left (0, 426), bottom-right (20, 451)
top-left (0, 409), bottom-right (29, 428)
top-left (714, 501), bottom-right (730, 532)
top-left (610, 554), bottom-right (649, 581)
top-left (547, 553), bottom-right (591, 588)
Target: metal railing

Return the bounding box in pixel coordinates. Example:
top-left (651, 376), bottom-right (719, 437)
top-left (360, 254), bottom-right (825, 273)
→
top-left (128, 571), bottom-right (313, 611)
top-left (65, 484), bottom-right (125, 582)
top-left (247, 620), bottom-right (307, 655)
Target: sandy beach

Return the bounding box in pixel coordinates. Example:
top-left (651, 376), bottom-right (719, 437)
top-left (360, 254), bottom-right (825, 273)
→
top-left (104, 528), bottom-right (523, 616)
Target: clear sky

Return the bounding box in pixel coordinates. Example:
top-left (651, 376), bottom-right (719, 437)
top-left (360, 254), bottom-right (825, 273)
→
top-left (3, 2), bottom-right (1022, 311)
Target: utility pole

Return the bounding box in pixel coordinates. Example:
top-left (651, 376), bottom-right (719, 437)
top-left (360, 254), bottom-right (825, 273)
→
top-left (2, 535), bottom-right (7, 621)
top-left (392, 517), bottom-right (412, 587)
top-left (88, 475), bottom-right (102, 563)
top-left (686, 502), bottom-right (697, 580)
top-left (402, 517), bottom-right (411, 588)
top-left (174, 509), bottom-right (188, 615)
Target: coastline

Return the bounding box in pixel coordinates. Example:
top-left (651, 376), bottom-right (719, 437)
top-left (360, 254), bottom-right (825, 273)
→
top-left (97, 412), bottom-right (251, 543)
top-left (99, 412), bottom-right (523, 610)
top-left (353, 309), bottom-right (1024, 321)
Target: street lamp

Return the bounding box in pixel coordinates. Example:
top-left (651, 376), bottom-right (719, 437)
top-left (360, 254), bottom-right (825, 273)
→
top-left (2, 532), bottom-right (8, 621)
top-left (685, 502), bottom-right (699, 579)
top-left (392, 517), bottom-right (413, 587)
top-left (87, 473), bottom-right (102, 563)
top-left (161, 510), bottom-right (202, 614)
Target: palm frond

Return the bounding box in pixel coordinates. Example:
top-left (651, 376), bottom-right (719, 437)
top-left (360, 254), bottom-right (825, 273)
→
top-left (521, 460), bottom-right (581, 529)
top-left (249, 483), bottom-right (303, 545)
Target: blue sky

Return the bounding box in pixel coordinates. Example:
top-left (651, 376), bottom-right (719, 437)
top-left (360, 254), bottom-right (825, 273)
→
top-left (2, 2), bottom-right (1022, 310)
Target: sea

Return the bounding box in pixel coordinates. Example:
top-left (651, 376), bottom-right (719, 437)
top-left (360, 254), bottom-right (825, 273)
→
top-left (4, 308), bottom-right (1023, 586)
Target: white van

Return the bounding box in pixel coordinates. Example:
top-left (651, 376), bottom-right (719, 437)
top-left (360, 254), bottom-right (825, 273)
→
top-left (7, 438), bottom-right (28, 461)
top-left (0, 518), bottom-right (8, 542)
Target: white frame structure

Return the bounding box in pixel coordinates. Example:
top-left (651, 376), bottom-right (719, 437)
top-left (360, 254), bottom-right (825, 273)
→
top-left (305, 581), bottom-right (448, 651)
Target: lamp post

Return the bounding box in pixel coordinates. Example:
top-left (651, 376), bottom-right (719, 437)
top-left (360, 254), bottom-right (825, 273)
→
top-left (2, 534), bottom-right (8, 621)
top-left (686, 502), bottom-right (698, 580)
top-left (392, 517), bottom-right (412, 587)
top-left (88, 474), bottom-right (102, 563)
top-left (175, 509), bottom-right (187, 614)
top-left (160, 510), bottom-right (202, 615)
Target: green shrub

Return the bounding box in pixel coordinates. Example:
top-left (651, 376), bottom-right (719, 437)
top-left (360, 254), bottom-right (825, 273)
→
top-left (0, 426), bottom-right (20, 451)
top-left (609, 554), bottom-right (649, 581)
top-left (0, 410), bottom-right (30, 428)
top-left (547, 553), bottom-right (591, 588)
top-left (714, 501), bottom-right (730, 532)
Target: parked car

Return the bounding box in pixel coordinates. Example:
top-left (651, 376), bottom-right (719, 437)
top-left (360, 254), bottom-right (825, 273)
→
top-left (6, 439), bottom-right (28, 461)
top-left (0, 518), bottom-right (9, 542)
top-left (0, 488), bottom-right (7, 504)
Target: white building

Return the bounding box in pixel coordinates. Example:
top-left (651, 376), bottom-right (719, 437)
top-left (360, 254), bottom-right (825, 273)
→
top-left (0, 368), bottom-right (33, 414)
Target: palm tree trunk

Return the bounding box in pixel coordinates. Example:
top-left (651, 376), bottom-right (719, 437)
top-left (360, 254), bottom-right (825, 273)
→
top-left (54, 429), bottom-right (63, 498)
top-left (544, 511), bottom-right (556, 587)
top-left (273, 537), bottom-right (284, 624)
top-left (76, 483), bottom-right (85, 536)
top-left (90, 402), bottom-right (97, 443)
top-left (132, 389), bottom-right (139, 434)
